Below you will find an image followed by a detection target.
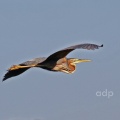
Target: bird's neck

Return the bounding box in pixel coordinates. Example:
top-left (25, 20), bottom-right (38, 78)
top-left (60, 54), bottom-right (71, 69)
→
top-left (67, 60), bottom-right (76, 73)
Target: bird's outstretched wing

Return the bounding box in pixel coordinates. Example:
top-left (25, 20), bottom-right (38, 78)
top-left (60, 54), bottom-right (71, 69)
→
top-left (3, 68), bottom-right (30, 81)
top-left (3, 57), bottom-right (47, 81)
top-left (44, 43), bottom-right (103, 62)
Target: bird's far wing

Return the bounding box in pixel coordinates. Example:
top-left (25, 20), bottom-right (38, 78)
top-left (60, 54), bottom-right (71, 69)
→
top-left (23, 57), bottom-right (47, 66)
top-left (45, 43), bottom-right (103, 62)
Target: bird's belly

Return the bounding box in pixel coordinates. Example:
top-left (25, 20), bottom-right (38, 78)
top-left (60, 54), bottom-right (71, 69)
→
top-left (53, 63), bottom-right (75, 74)
top-left (52, 64), bottom-right (63, 71)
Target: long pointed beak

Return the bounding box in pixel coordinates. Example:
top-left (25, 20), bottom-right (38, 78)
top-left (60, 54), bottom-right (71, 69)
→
top-left (74, 59), bottom-right (91, 64)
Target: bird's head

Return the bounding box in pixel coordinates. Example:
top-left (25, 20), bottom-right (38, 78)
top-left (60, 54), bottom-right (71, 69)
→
top-left (64, 58), bottom-right (91, 74)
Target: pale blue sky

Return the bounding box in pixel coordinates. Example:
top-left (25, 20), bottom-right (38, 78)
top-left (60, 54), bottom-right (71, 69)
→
top-left (0, 0), bottom-right (120, 120)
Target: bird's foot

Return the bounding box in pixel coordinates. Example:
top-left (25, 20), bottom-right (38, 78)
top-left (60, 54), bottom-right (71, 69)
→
top-left (8, 64), bottom-right (36, 71)
top-left (8, 65), bottom-right (21, 71)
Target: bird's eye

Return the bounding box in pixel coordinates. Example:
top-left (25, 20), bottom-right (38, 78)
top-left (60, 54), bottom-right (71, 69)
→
top-left (73, 60), bottom-right (76, 62)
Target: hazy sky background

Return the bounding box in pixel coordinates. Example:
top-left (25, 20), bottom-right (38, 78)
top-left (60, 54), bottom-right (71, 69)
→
top-left (0, 0), bottom-right (120, 120)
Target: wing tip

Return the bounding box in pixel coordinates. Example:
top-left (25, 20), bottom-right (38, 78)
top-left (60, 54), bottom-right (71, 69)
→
top-left (2, 77), bottom-right (7, 82)
top-left (100, 44), bottom-right (103, 47)
top-left (2, 73), bottom-right (9, 82)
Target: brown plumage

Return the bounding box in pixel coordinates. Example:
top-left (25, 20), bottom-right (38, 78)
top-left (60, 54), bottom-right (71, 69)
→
top-left (3, 43), bottom-right (103, 81)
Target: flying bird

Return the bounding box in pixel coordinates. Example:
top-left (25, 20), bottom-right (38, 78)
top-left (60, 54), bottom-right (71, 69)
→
top-left (3, 43), bottom-right (103, 81)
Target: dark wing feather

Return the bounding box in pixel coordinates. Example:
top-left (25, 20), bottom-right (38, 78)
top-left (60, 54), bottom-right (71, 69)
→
top-left (44, 43), bottom-right (103, 62)
top-left (3, 68), bottom-right (29, 81)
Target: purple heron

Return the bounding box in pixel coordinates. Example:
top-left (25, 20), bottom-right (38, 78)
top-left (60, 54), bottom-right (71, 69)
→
top-left (3, 43), bottom-right (103, 81)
